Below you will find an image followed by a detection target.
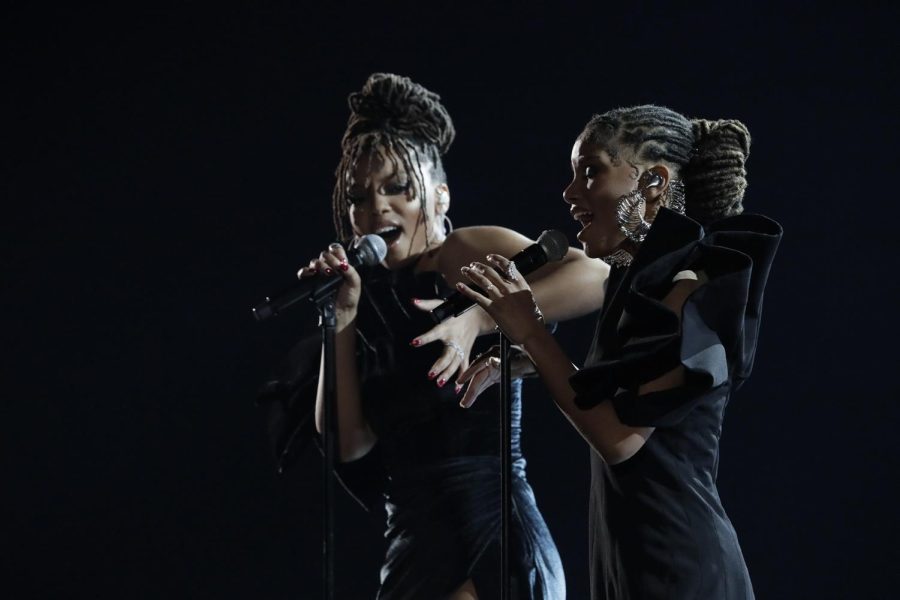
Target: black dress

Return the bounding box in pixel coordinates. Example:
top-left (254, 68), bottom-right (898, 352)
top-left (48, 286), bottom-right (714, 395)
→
top-left (258, 261), bottom-right (565, 600)
top-left (569, 208), bottom-right (782, 599)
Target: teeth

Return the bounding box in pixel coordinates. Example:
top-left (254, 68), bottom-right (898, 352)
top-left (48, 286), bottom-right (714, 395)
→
top-left (376, 225), bottom-right (401, 234)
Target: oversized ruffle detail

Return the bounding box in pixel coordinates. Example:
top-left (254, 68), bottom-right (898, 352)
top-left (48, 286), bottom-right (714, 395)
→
top-left (571, 209), bottom-right (782, 427)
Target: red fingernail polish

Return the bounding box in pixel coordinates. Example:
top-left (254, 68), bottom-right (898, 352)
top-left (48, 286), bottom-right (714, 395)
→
top-left (338, 261), bottom-right (349, 272)
top-left (412, 298), bottom-right (421, 305)
top-left (454, 384), bottom-right (463, 394)
top-left (437, 378), bottom-right (446, 387)
top-left (428, 371), bottom-right (437, 379)
top-left (411, 339), bottom-right (421, 347)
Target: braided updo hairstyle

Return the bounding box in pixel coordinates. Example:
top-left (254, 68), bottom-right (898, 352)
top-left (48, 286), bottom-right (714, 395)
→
top-left (332, 73), bottom-right (456, 240)
top-left (581, 105), bottom-right (751, 225)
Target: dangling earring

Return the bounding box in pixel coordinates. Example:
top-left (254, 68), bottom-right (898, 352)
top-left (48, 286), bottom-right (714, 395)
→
top-left (442, 214), bottom-right (453, 235)
top-left (663, 179), bottom-right (686, 214)
top-left (615, 171), bottom-right (665, 244)
top-left (616, 188), bottom-right (651, 243)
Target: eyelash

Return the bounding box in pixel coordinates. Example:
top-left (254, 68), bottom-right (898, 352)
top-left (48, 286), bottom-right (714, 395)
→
top-left (384, 182), bottom-right (411, 195)
top-left (347, 181), bottom-right (410, 204)
top-left (583, 166), bottom-right (598, 179)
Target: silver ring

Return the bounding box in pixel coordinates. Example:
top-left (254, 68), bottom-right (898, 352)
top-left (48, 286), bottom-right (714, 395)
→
top-left (445, 340), bottom-right (465, 360)
top-left (503, 263), bottom-right (519, 283)
top-left (485, 284), bottom-right (496, 293)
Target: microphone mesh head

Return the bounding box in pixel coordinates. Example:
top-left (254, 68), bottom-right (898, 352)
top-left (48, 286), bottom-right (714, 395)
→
top-left (355, 234), bottom-right (388, 265)
top-left (536, 230), bottom-right (569, 262)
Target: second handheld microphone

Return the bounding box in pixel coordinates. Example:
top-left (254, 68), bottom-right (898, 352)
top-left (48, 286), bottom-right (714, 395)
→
top-left (430, 229), bottom-right (570, 323)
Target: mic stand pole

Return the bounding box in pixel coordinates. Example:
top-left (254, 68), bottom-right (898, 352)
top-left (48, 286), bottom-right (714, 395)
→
top-left (314, 290), bottom-right (338, 600)
top-left (499, 332), bottom-right (513, 600)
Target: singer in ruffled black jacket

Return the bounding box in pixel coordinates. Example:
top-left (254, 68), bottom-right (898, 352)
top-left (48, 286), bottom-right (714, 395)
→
top-left (256, 73), bottom-right (606, 599)
top-left (456, 105), bottom-right (782, 599)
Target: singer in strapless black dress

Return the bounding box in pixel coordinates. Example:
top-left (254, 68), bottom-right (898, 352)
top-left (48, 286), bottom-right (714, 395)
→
top-left (258, 258), bottom-right (566, 600)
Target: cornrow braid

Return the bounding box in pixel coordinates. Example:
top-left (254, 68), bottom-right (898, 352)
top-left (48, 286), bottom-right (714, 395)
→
top-left (331, 73), bottom-right (455, 241)
top-left (581, 105), bottom-right (750, 225)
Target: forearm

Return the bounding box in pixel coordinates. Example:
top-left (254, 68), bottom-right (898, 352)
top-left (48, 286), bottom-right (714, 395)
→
top-left (315, 317), bottom-right (377, 461)
top-left (528, 252), bottom-right (607, 322)
top-left (522, 328), bottom-right (651, 464)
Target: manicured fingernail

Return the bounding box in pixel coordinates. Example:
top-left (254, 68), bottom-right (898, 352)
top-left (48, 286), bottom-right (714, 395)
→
top-left (487, 254), bottom-right (498, 261)
top-left (410, 339), bottom-right (421, 347)
top-left (454, 383), bottom-right (463, 394)
top-left (437, 378), bottom-right (446, 387)
top-left (460, 266), bottom-right (470, 273)
top-left (428, 371), bottom-right (437, 379)
top-left (455, 282), bottom-right (465, 289)
top-left (324, 268), bottom-right (333, 276)
top-left (412, 298), bottom-right (421, 305)
top-left (338, 261), bottom-right (349, 272)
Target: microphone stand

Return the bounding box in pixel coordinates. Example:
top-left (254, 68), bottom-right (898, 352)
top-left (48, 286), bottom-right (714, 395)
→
top-left (313, 290), bottom-right (338, 600)
top-left (499, 333), bottom-right (513, 600)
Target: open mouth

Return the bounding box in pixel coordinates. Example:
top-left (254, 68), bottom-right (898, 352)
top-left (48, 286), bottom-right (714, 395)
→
top-left (571, 210), bottom-right (594, 242)
top-left (375, 225), bottom-right (403, 246)
top-left (572, 211), bottom-right (594, 227)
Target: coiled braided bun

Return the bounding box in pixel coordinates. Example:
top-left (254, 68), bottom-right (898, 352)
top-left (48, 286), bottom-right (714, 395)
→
top-left (342, 73), bottom-right (455, 155)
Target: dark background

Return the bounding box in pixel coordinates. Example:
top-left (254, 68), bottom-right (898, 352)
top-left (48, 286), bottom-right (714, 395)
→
top-left (6, 3), bottom-right (899, 598)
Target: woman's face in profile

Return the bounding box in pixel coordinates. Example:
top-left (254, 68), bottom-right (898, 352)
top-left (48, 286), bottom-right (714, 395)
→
top-left (346, 147), bottom-right (443, 269)
top-left (563, 138), bottom-right (641, 259)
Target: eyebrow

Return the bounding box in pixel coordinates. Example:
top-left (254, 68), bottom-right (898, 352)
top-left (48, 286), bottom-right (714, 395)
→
top-left (571, 154), bottom-right (607, 166)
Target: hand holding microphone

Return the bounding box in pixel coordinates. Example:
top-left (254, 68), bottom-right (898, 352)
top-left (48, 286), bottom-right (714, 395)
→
top-left (300, 242), bottom-right (363, 322)
top-left (456, 254), bottom-right (551, 346)
top-left (252, 234), bottom-right (387, 321)
top-left (430, 229), bottom-right (569, 324)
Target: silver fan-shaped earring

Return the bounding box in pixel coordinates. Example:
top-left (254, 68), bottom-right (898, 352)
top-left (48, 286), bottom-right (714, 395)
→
top-left (615, 171), bottom-right (665, 243)
top-left (616, 188), bottom-right (651, 243)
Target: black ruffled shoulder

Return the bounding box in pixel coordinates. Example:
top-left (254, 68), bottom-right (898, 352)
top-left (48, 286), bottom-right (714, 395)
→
top-left (569, 208), bottom-right (782, 427)
top-left (255, 331), bottom-right (322, 473)
top-left (255, 330), bottom-right (387, 511)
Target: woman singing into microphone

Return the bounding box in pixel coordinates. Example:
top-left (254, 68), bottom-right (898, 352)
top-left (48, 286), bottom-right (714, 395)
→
top-left (261, 73), bottom-right (607, 599)
top-left (457, 105), bottom-right (781, 599)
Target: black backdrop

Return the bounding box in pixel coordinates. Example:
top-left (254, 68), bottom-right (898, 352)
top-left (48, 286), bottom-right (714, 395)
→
top-left (6, 3), bottom-right (899, 598)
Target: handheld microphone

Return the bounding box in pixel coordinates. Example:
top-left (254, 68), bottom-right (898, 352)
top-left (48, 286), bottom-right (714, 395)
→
top-left (430, 229), bottom-right (570, 323)
top-left (252, 234), bottom-right (388, 321)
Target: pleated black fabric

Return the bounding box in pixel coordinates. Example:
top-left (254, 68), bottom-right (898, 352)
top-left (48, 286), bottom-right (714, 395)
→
top-left (570, 208), bottom-right (782, 599)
